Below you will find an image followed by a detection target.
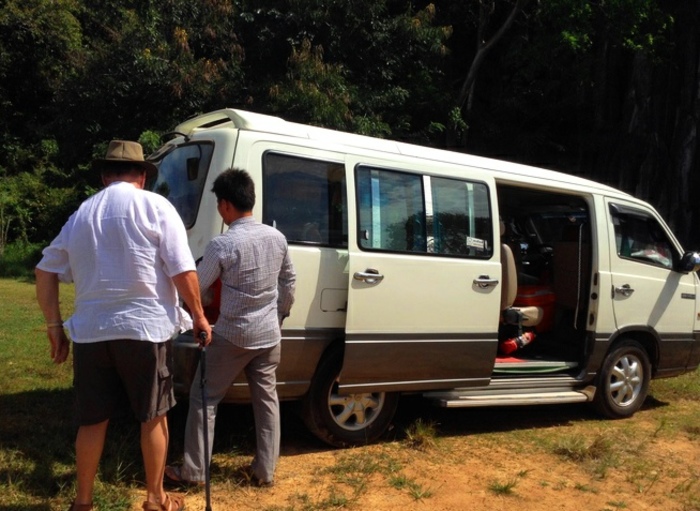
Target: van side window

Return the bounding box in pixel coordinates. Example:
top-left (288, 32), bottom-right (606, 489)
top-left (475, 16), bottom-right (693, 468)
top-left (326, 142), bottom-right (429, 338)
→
top-left (262, 153), bottom-right (347, 247)
top-left (356, 166), bottom-right (493, 257)
top-left (610, 204), bottom-right (676, 269)
top-left (431, 176), bottom-right (492, 256)
top-left (151, 142), bottom-right (214, 228)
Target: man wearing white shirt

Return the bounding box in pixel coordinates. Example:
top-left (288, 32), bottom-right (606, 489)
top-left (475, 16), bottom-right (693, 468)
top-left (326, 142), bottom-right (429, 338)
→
top-left (35, 140), bottom-right (211, 511)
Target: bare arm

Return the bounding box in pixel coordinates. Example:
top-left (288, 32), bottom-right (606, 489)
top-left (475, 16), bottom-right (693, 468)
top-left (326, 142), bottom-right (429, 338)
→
top-left (35, 267), bottom-right (70, 364)
top-left (172, 270), bottom-right (212, 346)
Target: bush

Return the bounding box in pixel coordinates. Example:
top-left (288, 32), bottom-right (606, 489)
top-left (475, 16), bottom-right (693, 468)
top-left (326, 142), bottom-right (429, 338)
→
top-left (0, 242), bottom-right (44, 279)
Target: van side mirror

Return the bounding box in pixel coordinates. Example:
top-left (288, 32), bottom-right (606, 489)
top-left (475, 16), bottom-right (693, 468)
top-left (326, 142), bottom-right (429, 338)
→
top-left (677, 251), bottom-right (700, 273)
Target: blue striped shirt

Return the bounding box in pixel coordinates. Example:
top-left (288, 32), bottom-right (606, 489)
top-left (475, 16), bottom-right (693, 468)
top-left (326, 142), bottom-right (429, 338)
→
top-left (197, 216), bottom-right (296, 348)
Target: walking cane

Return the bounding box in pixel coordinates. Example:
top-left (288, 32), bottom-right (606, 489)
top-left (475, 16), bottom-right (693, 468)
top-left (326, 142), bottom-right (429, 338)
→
top-left (198, 332), bottom-right (213, 511)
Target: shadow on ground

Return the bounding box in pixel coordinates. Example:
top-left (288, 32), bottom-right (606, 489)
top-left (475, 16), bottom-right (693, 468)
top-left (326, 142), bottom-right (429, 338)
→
top-left (0, 382), bottom-right (669, 509)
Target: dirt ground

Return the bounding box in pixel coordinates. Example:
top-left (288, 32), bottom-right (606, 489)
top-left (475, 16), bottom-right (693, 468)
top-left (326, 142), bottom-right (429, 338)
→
top-left (136, 396), bottom-right (700, 511)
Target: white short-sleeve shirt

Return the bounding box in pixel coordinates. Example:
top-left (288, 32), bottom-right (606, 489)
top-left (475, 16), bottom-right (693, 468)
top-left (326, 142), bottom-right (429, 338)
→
top-left (37, 181), bottom-right (195, 343)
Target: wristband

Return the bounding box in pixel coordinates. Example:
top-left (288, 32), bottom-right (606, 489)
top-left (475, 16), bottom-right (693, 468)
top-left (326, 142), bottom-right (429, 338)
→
top-left (46, 321), bottom-right (64, 328)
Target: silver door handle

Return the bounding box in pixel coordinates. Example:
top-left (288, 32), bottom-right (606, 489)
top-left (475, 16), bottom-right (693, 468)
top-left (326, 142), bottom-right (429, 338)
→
top-left (615, 284), bottom-right (635, 297)
top-left (353, 269), bottom-right (384, 285)
top-left (474, 275), bottom-right (499, 289)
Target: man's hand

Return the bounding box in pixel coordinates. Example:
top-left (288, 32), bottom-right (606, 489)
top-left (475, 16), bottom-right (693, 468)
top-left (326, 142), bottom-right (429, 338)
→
top-left (36, 268), bottom-right (70, 364)
top-left (193, 316), bottom-right (212, 348)
top-left (47, 327), bottom-right (70, 364)
top-left (197, 329), bottom-right (210, 348)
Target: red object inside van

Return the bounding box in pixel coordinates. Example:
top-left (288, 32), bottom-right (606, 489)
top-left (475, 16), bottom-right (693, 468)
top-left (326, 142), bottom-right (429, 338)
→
top-left (514, 285), bottom-right (556, 333)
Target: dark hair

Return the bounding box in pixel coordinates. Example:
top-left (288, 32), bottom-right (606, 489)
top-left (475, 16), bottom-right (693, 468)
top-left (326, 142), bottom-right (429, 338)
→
top-left (211, 167), bottom-right (255, 211)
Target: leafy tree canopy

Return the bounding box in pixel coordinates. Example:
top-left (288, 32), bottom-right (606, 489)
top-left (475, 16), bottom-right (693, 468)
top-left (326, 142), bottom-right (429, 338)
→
top-left (0, 0), bottom-right (697, 251)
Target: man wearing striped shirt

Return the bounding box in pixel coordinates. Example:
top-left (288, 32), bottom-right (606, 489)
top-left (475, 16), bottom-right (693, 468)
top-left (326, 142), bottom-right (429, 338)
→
top-left (166, 168), bottom-right (295, 488)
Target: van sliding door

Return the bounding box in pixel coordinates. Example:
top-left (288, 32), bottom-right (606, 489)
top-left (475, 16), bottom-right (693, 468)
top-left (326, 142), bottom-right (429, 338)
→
top-left (341, 161), bottom-right (502, 393)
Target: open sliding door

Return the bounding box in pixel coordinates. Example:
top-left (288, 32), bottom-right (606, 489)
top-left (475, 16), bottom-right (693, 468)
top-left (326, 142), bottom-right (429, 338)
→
top-left (340, 157), bottom-right (502, 393)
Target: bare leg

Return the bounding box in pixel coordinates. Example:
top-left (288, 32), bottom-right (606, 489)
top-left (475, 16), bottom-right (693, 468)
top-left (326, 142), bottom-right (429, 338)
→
top-left (141, 414), bottom-right (169, 505)
top-left (74, 420), bottom-right (109, 505)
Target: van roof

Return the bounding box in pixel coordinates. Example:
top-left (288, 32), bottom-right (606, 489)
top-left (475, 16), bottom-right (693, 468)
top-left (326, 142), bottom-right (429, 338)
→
top-left (175, 108), bottom-right (627, 197)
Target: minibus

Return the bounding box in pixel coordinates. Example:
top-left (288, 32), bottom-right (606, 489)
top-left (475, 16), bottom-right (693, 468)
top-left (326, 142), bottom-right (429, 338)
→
top-left (149, 109), bottom-right (700, 447)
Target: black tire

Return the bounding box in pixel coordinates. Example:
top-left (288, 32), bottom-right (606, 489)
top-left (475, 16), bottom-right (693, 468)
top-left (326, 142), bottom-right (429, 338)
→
top-left (302, 348), bottom-right (399, 447)
top-left (594, 339), bottom-right (651, 419)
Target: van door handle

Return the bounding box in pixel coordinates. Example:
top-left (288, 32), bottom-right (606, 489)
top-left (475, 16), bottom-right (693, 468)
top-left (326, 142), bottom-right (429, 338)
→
top-left (614, 284), bottom-right (635, 297)
top-left (353, 269), bottom-right (384, 285)
top-left (474, 275), bottom-right (499, 288)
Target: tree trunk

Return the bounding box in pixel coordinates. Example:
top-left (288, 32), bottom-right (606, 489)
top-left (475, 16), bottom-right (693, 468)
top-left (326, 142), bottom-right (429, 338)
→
top-left (667, 0), bottom-right (700, 248)
top-left (606, 1), bottom-right (700, 249)
top-left (447, 0), bottom-right (530, 148)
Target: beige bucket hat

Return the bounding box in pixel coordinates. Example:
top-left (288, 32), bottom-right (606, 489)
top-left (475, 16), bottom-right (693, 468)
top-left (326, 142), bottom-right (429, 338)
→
top-left (92, 140), bottom-right (157, 180)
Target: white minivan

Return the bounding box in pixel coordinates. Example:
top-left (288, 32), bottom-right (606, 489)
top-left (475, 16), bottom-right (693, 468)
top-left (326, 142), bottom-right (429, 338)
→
top-left (150, 108), bottom-right (700, 447)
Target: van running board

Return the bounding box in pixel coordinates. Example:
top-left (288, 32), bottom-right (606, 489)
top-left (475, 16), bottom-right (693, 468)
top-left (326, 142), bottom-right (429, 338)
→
top-left (425, 385), bottom-right (596, 408)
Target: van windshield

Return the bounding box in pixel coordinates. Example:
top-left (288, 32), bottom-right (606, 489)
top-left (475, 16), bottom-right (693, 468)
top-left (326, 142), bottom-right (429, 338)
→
top-left (150, 142), bottom-right (214, 228)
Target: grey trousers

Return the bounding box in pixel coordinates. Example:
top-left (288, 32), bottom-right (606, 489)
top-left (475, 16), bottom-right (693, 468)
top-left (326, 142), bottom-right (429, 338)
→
top-left (180, 333), bottom-right (281, 483)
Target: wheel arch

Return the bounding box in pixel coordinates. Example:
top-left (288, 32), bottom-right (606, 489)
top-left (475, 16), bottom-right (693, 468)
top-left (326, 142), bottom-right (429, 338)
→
top-left (607, 326), bottom-right (660, 376)
top-left (303, 336), bottom-right (346, 398)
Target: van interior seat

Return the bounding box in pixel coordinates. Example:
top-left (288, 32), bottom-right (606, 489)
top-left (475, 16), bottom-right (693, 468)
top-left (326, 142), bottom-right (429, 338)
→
top-left (500, 221), bottom-right (543, 328)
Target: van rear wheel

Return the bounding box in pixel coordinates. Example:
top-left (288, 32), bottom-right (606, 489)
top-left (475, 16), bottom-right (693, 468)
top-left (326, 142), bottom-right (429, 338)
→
top-left (302, 348), bottom-right (399, 447)
top-left (594, 339), bottom-right (650, 419)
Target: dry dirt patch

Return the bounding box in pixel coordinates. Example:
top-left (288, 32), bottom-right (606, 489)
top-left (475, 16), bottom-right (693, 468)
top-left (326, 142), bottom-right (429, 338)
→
top-left (140, 399), bottom-right (700, 511)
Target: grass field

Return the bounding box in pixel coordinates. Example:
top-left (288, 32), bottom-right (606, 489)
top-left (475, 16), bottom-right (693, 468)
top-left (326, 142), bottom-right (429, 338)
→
top-left (1, 277), bottom-right (699, 511)
top-left (0, 278), bottom-right (144, 510)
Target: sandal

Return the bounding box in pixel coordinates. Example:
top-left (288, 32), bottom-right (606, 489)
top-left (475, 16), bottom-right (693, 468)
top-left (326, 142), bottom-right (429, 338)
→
top-left (69, 502), bottom-right (93, 511)
top-left (164, 465), bottom-right (204, 488)
top-left (142, 492), bottom-right (185, 511)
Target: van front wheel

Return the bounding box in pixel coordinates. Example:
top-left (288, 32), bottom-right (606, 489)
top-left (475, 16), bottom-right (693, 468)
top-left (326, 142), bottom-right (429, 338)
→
top-left (302, 349), bottom-right (399, 447)
top-left (594, 339), bottom-right (650, 419)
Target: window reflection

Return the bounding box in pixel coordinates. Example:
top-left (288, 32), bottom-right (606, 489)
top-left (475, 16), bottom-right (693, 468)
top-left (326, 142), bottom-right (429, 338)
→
top-left (151, 143), bottom-right (213, 228)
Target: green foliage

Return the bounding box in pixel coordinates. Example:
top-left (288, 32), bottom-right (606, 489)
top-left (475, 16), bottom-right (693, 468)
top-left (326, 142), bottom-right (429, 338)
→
top-left (57, 0), bottom-right (246, 159)
top-left (0, 0), bottom-right (695, 258)
top-left (0, 0), bottom-right (83, 139)
top-left (0, 168), bottom-right (81, 248)
top-left (139, 130), bottom-right (164, 156)
top-left (539, 0), bottom-right (673, 56)
top-left (269, 39), bottom-right (354, 131)
top-left (262, 1), bottom-right (451, 138)
top-left (0, 241), bottom-right (44, 278)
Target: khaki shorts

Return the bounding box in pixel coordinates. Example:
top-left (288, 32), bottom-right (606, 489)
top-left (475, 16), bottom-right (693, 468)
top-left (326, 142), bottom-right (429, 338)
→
top-left (72, 339), bottom-right (175, 425)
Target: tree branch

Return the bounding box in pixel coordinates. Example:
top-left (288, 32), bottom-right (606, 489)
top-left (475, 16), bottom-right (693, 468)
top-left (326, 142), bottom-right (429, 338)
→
top-left (457, 0), bottom-right (531, 110)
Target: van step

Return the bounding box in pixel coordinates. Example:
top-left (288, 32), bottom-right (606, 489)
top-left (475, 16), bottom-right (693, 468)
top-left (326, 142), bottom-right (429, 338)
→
top-left (493, 359), bottom-right (578, 374)
top-left (426, 386), bottom-right (596, 408)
